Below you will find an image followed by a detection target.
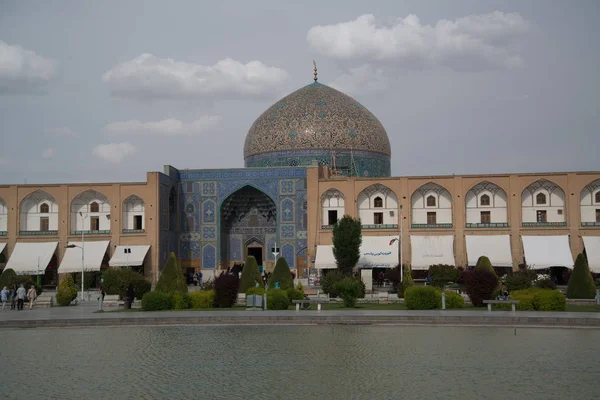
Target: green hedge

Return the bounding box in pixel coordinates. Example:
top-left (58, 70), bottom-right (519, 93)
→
top-left (428, 264), bottom-right (459, 288)
top-left (443, 291), bottom-right (464, 309)
top-left (189, 291), bottom-right (215, 309)
top-left (320, 270), bottom-right (344, 298)
top-left (141, 291), bottom-right (173, 311)
top-left (334, 277), bottom-right (363, 308)
top-left (286, 288), bottom-right (304, 303)
top-left (267, 289), bottom-right (290, 310)
top-left (495, 288), bottom-right (565, 311)
top-left (56, 275), bottom-right (78, 306)
top-left (246, 287), bottom-right (266, 296)
top-left (405, 286), bottom-right (442, 310)
top-left (102, 268), bottom-right (151, 299)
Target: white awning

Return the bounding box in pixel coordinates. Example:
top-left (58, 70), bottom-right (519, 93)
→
top-left (357, 236), bottom-right (399, 269)
top-left (5, 242), bottom-right (58, 275)
top-left (410, 235), bottom-right (455, 270)
top-left (109, 245), bottom-right (151, 267)
top-left (466, 235), bottom-right (513, 267)
top-left (314, 245), bottom-right (336, 269)
top-left (58, 241), bottom-right (110, 274)
top-left (582, 236), bottom-right (600, 273)
top-left (521, 235), bottom-right (573, 269)
top-left (0, 242), bottom-right (6, 254)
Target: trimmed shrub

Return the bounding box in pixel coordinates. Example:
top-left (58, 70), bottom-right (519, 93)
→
top-left (214, 273), bottom-right (239, 308)
top-left (270, 257), bottom-right (294, 290)
top-left (286, 288), bottom-right (304, 303)
top-left (189, 290), bottom-right (215, 309)
top-left (463, 269), bottom-right (499, 307)
top-left (102, 268), bottom-right (151, 299)
top-left (321, 270), bottom-right (344, 298)
top-left (141, 291), bottom-right (173, 311)
top-left (267, 289), bottom-right (290, 310)
top-left (443, 291), bottom-right (464, 309)
top-left (0, 268), bottom-right (17, 288)
top-left (246, 287), bottom-right (266, 296)
top-left (296, 281), bottom-right (304, 295)
top-left (405, 286), bottom-right (442, 310)
top-left (172, 292), bottom-right (191, 310)
top-left (567, 254), bottom-right (596, 299)
top-left (239, 256), bottom-right (262, 293)
top-left (155, 252), bottom-right (188, 294)
top-left (56, 275), bottom-right (78, 306)
top-left (475, 256), bottom-right (496, 276)
top-left (9, 274), bottom-right (43, 296)
top-left (397, 264), bottom-right (414, 299)
top-left (534, 278), bottom-right (557, 290)
top-left (428, 264), bottom-right (460, 288)
top-left (533, 290), bottom-right (566, 311)
top-left (505, 270), bottom-right (535, 291)
top-left (334, 277), bottom-right (363, 308)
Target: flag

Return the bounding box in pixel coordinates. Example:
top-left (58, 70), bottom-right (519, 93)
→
top-left (65, 244), bottom-right (77, 248)
top-left (389, 238), bottom-right (398, 246)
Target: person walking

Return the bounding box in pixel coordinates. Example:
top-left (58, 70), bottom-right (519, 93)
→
top-left (125, 284), bottom-right (134, 309)
top-left (10, 285), bottom-right (17, 310)
top-left (98, 285), bottom-right (105, 311)
top-left (1, 286), bottom-right (9, 311)
top-left (27, 285), bottom-right (37, 309)
top-left (16, 284), bottom-right (26, 311)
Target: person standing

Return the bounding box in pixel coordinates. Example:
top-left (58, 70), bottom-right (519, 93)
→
top-left (16, 284), bottom-right (26, 311)
top-left (98, 285), bottom-right (105, 311)
top-left (1, 286), bottom-right (8, 311)
top-left (10, 285), bottom-right (17, 310)
top-left (27, 285), bottom-right (37, 309)
top-left (125, 284), bottom-right (134, 309)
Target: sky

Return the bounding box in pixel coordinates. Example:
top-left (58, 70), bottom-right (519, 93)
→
top-left (0, 0), bottom-right (598, 184)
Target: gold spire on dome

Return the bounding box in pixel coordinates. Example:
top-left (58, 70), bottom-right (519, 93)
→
top-left (313, 60), bottom-right (318, 81)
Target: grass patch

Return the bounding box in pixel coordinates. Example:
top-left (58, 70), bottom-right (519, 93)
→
top-left (566, 304), bottom-right (600, 312)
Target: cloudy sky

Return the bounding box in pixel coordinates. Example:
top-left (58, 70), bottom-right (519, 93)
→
top-left (0, 1), bottom-right (598, 184)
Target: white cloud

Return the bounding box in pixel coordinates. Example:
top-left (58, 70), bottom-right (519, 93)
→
top-left (41, 147), bottom-right (55, 159)
top-left (330, 64), bottom-right (390, 94)
top-left (0, 40), bottom-right (58, 94)
top-left (92, 142), bottom-right (137, 164)
top-left (105, 116), bottom-right (222, 136)
top-left (102, 54), bottom-right (289, 100)
top-left (47, 127), bottom-right (77, 137)
top-left (307, 12), bottom-right (530, 71)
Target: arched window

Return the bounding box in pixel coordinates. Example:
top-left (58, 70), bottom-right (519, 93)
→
top-left (426, 195), bottom-right (436, 207)
top-left (374, 197), bottom-right (383, 208)
top-left (40, 203), bottom-right (49, 213)
top-left (480, 194), bottom-right (490, 206)
top-left (596, 192), bottom-right (600, 204)
top-left (536, 193), bottom-right (547, 205)
top-left (90, 202), bottom-right (99, 213)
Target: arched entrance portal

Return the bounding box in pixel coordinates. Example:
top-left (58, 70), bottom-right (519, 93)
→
top-left (220, 186), bottom-right (276, 269)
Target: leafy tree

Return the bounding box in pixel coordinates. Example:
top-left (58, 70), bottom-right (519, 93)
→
top-left (397, 264), bottom-right (414, 299)
top-left (56, 274), bottom-right (78, 306)
top-left (334, 277), bottom-right (363, 307)
top-left (332, 215), bottom-right (362, 275)
top-left (463, 269), bottom-right (499, 307)
top-left (269, 257), bottom-right (294, 290)
top-left (320, 270), bottom-right (344, 298)
top-left (0, 268), bottom-right (17, 288)
top-left (214, 273), bottom-right (240, 307)
top-left (475, 256), bottom-right (497, 277)
top-left (567, 253), bottom-right (596, 299)
top-left (239, 256), bottom-right (262, 293)
top-left (155, 252), bottom-right (188, 294)
top-left (427, 264), bottom-right (459, 288)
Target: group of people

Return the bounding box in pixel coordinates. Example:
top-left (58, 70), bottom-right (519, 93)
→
top-left (1, 284), bottom-right (37, 311)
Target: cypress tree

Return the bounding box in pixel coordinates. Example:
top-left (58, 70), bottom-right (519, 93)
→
top-left (155, 252), bottom-right (188, 293)
top-left (239, 256), bottom-right (262, 293)
top-left (332, 215), bottom-right (362, 275)
top-left (269, 256), bottom-right (294, 290)
top-left (567, 253), bottom-right (596, 299)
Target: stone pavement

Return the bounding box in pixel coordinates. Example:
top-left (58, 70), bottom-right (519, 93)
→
top-left (1, 301), bottom-right (599, 329)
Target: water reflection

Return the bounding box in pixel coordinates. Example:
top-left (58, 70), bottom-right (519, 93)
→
top-left (1, 326), bottom-right (599, 399)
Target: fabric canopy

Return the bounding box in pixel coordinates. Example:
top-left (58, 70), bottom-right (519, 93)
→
top-left (465, 235), bottom-right (513, 267)
top-left (109, 245), bottom-right (151, 267)
top-left (521, 235), bottom-right (573, 269)
top-left (5, 242), bottom-right (58, 275)
top-left (582, 236), bottom-right (600, 273)
top-left (58, 241), bottom-right (110, 274)
top-left (357, 236), bottom-right (399, 269)
top-left (314, 245), bottom-right (336, 269)
top-left (410, 235), bottom-right (455, 270)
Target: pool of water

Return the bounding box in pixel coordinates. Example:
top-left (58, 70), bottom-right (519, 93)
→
top-left (1, 326), bottom-right (599, 399)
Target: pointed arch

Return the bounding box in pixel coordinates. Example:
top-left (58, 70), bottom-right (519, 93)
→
top-left (70, 189), bottom-right (111, 233)
top-left (465, 181), bottom-right (508, 227)
top-left (357, 183), bottom-right (398, 227)
top-left (580, 178), bottom-right (600, 225)
top-left (521, 179), bottom-right (566, 226)
top-left (411, 182), bottom-right (452, 226)
top-left (122, 195), bottom-right (145, 231)
top-left (321, 188), bottom-right (345, 227)
top-left (19, 190), bottom-right (59, 232)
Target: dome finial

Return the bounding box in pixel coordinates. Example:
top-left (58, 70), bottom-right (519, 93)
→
top-left (313, 60), bottom-right (318, 82)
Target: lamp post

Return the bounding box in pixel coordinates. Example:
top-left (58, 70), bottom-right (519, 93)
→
top-left (399, 205), bottom-right (403, 282)
top-left (79, 212), bottom-right (88, 300)
top-left (37, 256), bottom-right (41, 287)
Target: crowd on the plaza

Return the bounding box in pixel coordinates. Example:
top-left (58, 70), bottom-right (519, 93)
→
top-left (1, 284), bottom-right (37, 311)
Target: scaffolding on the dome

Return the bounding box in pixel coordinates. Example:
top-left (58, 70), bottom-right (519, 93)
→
top-left (329, 147), bottom-right (359, 177)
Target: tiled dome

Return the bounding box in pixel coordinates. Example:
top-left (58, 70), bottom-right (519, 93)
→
top-left (243, 81), bottom-right (391, 177)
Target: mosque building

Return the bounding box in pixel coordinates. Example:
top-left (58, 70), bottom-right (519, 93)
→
top-left (0, 67), bottom-right (599, 287)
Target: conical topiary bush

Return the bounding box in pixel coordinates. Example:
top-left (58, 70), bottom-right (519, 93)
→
top-left (475, 256), bottom-right (497, 277)
top-left (567, 253), bottom-right (596, 299)
top-left (155, 252), bottom-right (188, 293)
top-left (56, 274), bottom-right (78, 306)
top-left (239, 256), bottom-right (262, 293)
top-left (269, 256), bottom-right (294, 290)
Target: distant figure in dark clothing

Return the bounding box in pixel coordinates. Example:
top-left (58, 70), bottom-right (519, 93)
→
top-left (126, 285), bottom-right (135, 309)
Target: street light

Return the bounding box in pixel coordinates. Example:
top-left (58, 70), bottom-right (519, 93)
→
top-left (66, 211), bottom-right (87, 301)
top-left (399, 204), bottom-right (403, 282)
top-left (37, 256), bottom-right (41, 287)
